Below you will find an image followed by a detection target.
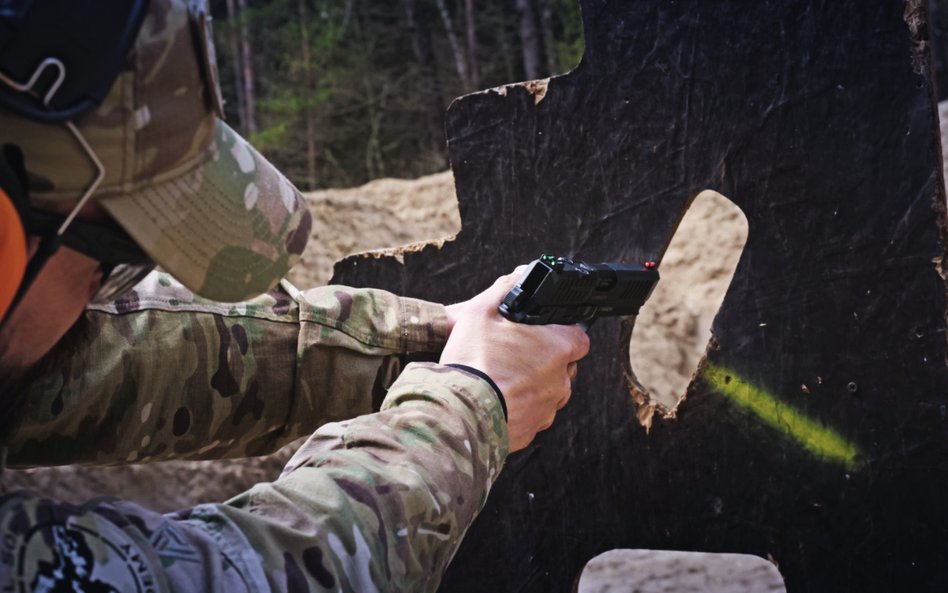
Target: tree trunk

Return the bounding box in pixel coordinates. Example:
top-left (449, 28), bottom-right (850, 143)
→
top-left (404, 0), bottom-right (448, 162)
top-left (298, 0), bottom-right (317, 191)
top-left (225, 0), bottom-right (248, 131)
top-left (236, 0), bottom-right (257, 134)
top-left (364, 79), bottom-right (386, 179)
top-left (539, 0), bottom-right (557, 75)
top-left (516, 0), bottom-right (541, 80)
top-left (464, 0), bottom-right (480, 89)
top-left (435, 0), bottom-right (470, 90)
top-left (498, 21), bottom-right (517, 83)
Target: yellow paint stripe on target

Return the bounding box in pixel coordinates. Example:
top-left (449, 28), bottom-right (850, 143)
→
top-left (703, 363), bottom-right (862, 470)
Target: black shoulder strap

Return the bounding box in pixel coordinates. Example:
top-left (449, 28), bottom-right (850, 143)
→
top-left (0, 143), bottom-right (28, 216)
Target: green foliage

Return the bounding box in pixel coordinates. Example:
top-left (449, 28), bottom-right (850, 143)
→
top-left (552, 0), bottom-right (585, 72)
top-left (210, 0), bottom-right (584, 190)
top-left (249, 121), bottom-right (289, 151)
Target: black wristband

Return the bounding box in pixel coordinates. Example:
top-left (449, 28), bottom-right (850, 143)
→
top-left (445, 363), bottom-right (508, 421)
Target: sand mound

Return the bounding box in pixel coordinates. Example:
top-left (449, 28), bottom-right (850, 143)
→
top-left (289, 171), bottom-right (462, 287)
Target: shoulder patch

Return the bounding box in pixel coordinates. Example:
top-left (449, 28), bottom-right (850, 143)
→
top-left (1, 496), bottom-right (162, 593)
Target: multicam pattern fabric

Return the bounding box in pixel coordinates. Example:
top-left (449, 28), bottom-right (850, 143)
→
top-left (4, 271), bottom-right (453, 466)
top-left (0, 272), bottom-right (508, 592)
top-left (1, 364), bottom-right (506, 592)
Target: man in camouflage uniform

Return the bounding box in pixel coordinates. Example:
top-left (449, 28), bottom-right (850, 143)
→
top-left (0, 1), bottom-right (589, 591)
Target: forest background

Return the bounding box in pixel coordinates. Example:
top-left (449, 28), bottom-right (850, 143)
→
top-left (210, 0), bottom-right (584, 191)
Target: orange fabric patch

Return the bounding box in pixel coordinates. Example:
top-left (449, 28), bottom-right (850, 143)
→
top-left (0, 187), bottom-right (28, 321)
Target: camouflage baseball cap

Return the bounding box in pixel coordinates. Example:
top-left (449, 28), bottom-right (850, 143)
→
top-left (0, 0), bottom-right (311, 302)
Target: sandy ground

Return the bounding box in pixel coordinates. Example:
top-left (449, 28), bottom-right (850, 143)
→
top-left (578, 550), bottom-right (785, 593)
top-left (2, 162), bottom-right (804, 591)
top-left (290, 171), bottom-right (463, 288)
top-left (631, 190), bottom-right (748, 412)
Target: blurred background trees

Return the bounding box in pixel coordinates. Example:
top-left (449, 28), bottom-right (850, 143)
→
top-left (209, 0), bottom-right (584, 190)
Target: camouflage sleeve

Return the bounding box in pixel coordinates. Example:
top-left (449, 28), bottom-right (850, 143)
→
top-left (4, 271), bottom-right (450, 467)
top-left (0, 364), bottom-right (507, 593)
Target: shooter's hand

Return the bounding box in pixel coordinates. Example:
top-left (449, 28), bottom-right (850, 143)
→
top-left (442, 268), bottom-right (590, 451)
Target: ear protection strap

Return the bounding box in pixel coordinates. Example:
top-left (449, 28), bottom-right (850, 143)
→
top-left (0, 0), bottom-right (150, 123)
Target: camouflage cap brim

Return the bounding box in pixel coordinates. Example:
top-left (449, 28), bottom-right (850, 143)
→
top-left (98, 120), bottom-right (312, 302)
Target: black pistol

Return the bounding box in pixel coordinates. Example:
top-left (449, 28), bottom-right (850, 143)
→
top-left (498, 255), bottom-right (660, 327)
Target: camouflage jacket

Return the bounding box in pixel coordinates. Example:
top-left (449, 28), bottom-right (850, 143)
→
top-left (0, 272), bottom-right (509, 592)
top-left (4, 271), bottom-right (458, 466)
